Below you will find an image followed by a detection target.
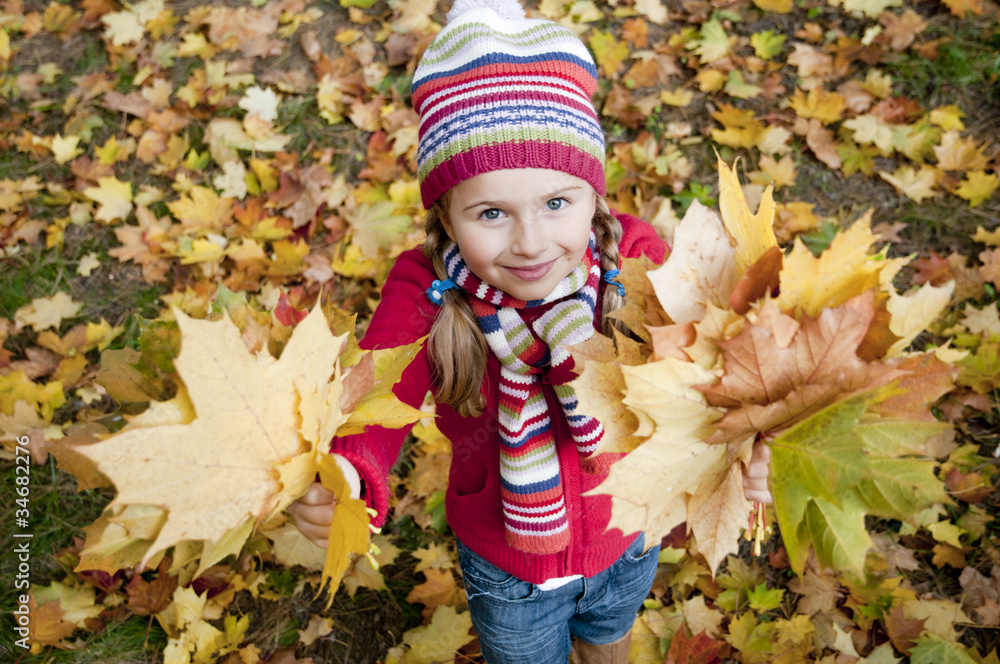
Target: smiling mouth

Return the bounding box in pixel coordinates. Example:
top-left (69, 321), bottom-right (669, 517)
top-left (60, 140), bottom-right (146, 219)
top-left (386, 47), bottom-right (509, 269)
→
top-left (503, 260), bottom-right (556, 281)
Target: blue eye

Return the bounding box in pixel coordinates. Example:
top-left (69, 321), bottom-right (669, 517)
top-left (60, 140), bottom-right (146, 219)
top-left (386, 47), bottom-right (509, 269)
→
top-left (547, 198), bottom-right (566, 210)
top-left (482, 208), bottom-right (501, 220)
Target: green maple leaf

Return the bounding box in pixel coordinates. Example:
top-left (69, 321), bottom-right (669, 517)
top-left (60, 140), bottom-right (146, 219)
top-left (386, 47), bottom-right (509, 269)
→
top-left (837, 142), bottom-right (879, 177)
top-left (724, 71), bottom-right (762, 99)
top-left (747, 583), bottom-right (784, 612)
top-left (726, 612), bottom-right (776, 663)
top-left (691, 20), bottom-right (731, 64)
top-left (771, 392), bottom-right (949, 576)
top-left (957, 340), bottom-right (1000, 394)
top-left (750, 30), bottom-right (785, 60)
top-left (909, 635), bottom-right (978, 664)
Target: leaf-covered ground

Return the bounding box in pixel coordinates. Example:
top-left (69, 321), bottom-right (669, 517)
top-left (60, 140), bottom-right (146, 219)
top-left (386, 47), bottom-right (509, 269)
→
top-left (1, 0), bottom-right (999, 662)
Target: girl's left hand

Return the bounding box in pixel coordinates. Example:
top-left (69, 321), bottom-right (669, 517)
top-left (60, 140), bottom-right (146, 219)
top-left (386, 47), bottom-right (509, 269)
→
top-left (742, 438), bottom-right (772, 504)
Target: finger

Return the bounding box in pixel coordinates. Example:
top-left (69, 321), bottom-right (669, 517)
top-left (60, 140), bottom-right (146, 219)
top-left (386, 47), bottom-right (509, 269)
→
top-left (298, 481), bottom-right (337, 506)
top-left (750, 440), bottom-right (771, 462)
top-left (288, 502), bottom-right (335, 526)
top-left (296, 522), bottom-right (331, 548)
top-left (287, 510), bottom-right (333, 547)
top-left (744, 488), bottom-right (773, 504)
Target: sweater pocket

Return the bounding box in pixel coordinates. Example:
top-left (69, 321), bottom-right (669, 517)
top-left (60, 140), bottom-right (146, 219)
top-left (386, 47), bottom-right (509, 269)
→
top-left (452, 460), bottom-right (487, 496)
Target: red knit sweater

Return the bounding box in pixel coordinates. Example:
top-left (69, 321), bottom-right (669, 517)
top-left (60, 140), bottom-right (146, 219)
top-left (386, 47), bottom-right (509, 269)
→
top-left (331, 212), bottom-right (667, 584)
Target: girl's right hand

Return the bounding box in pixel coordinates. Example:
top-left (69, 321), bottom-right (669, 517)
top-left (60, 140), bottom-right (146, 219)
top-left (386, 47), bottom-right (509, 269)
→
top-left (288, 454), bottom-right (363, 548)
top-left (287, 482), bottom-right (337, 548)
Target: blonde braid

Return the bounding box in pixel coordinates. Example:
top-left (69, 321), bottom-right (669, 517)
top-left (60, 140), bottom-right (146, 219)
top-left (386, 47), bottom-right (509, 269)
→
top-left (592, 206), bottom-right (628, 337)
top-left (423, 201), bottom-right (489, 418)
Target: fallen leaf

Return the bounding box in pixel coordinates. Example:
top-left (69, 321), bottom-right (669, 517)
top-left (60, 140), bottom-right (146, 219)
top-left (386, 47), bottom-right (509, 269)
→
top-left (83, 176), bottom-right (133, 223)
top-left (665, 628), bottom-right (726, 664)
top-left (14, 292), bottom-right (83, 331)
top-left (400, 606), bottom-right (475, 664)
top-left (297, 614), bottom-right (333, 646)
top-left (885, 604), bottom-right (925, 654)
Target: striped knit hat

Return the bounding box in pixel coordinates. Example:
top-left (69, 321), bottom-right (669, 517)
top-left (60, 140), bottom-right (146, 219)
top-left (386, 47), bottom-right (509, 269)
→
top-left (412, 0), bottom-right (606, 209)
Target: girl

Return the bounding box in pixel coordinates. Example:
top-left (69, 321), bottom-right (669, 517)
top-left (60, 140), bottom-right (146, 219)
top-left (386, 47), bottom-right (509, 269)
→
top-left (290, 1), bottom-right (772, 662)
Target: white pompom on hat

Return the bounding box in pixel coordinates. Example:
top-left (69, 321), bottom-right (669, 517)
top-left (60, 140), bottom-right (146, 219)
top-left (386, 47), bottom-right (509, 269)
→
top-left (446, 0), bottom-right (526, 22)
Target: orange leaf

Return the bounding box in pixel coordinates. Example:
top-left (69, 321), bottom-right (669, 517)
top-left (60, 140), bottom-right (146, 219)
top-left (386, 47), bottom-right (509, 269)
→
top-left (885, 604), bottom-right (925, 654)
top-left (665, 628), bottom-right (726, 664)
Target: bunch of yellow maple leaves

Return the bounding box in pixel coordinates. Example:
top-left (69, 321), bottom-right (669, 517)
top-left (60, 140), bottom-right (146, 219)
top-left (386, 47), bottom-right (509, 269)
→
top-left (2, 0), bottom-right (999, 662)
top-left (572, 156), bottom-right (1000, 663)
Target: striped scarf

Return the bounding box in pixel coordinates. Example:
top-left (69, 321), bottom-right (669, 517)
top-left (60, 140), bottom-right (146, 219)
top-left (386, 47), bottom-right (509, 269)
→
top-left (443, 235), bottom-right (615, 554)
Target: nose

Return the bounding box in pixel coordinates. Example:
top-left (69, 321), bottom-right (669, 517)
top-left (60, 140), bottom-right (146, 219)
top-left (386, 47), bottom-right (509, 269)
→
top-left (509, 215), bottom-right (548, 258)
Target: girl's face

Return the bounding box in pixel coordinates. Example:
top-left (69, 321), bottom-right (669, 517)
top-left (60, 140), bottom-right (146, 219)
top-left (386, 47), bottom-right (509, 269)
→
top-left (442, 169), bottom-right (595, 302)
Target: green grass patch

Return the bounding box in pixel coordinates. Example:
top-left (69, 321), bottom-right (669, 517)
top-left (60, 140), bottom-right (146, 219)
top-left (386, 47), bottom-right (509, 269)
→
top-left (885, 17), bottom-right (1000, 112)
top-left (0, 150), bottom-right (44, 181)
top-left (894, 196), bottom-right (998, 259)
top-left (44, 613), bottom-right (169, 664)
top-left (0, 248), bottom-right (73, 319)
top-left (0, 233), bottom-right (165, 340)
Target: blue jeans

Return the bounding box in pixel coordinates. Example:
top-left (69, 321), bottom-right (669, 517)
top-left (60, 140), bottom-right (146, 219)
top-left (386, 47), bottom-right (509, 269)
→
top-left (456, 535), bottom-right (659, 664)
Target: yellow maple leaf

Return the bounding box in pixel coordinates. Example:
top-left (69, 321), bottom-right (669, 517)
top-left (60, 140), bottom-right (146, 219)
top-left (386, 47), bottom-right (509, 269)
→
top-left (660, 88), bottom-right (695, 107)
top-left (0, 27), bottom-right (11, 66)
top-left (711, 106), bottom-right (766, 149)
top-left (788, 88), bottom-right (845, 125)
top-left (934, 130), bottom-right (990, 170)
top-left (32, 581), bottom-right (103, 627)
top-left (696, 68), bottom-right (727, 93)
top-left (317, 454), bottom-right (371, 602)
top-left (76, 505), bottom-right (165, 573)
top-left (346, 201), bottom-right (415, 260)
top-left (412, 542), bottom-right (455, 573)
top-left (156, 586), bottom-right (249, 664)
top-left (832, 0), bottom-right (903, 18)
top-left (717, 155), bottom-right (778, 277)
top-left (401, 605), bottom-right (476, 664)
top-left (212, 161), bottom-right (248, 200)
top-left (753, 155), bottom-right (798, 190)
top-left (940, 0), bottom-right (984, 17)
top-left (886, 281), bottom-right (955, 356)
top-left (572, 360), bottom-right (644, 455)
top-left (51, 134), bottom-right (83, 164)
top-left (167, 186), bottom-right (234, 234)
top-left (238, 86), bottom-right (280, 123)
top-left (929, 105), bottom-right (966, 132)
top-left (588, 30), bottom-right (630, 77)
top-left (956, 171), bottom-right (999, 207)
top-left (843, 114), bottom-right (894, 154)
top-left (648, 201), bottom-right (738, 325)
top-left (338, 339), bottom-right (426, 435)
top-left (973, 226), bottom-right (1000, 247)
top-left (752, 0), bottom-right (793, 11)
top-left (633, 0), bottom-right (667, 23)
top-left (15, 291), bottom-right (83, 331)
top-left (84, 177), bottom-right (133, 223)
top-left (776, 213), bottom-right (906, 318)
top-left (342, 533), bottom-right (400, 597)
top-left (688, 461), bottom-right (752, 574)
top-left (175, 237), bottom-right (227, 265)
top-left (265, 522), bottom-right (326, 572)
top-left (102, 11), bottom-right (144, 46)
top-left (878, 164), bottom-right (941, 203)
top-left (691, 20), bottom-right (732, 65)
top-left (73, 306), bottom-right (351, 568)
top-left (961, 302), bottom-right (1000, 337)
